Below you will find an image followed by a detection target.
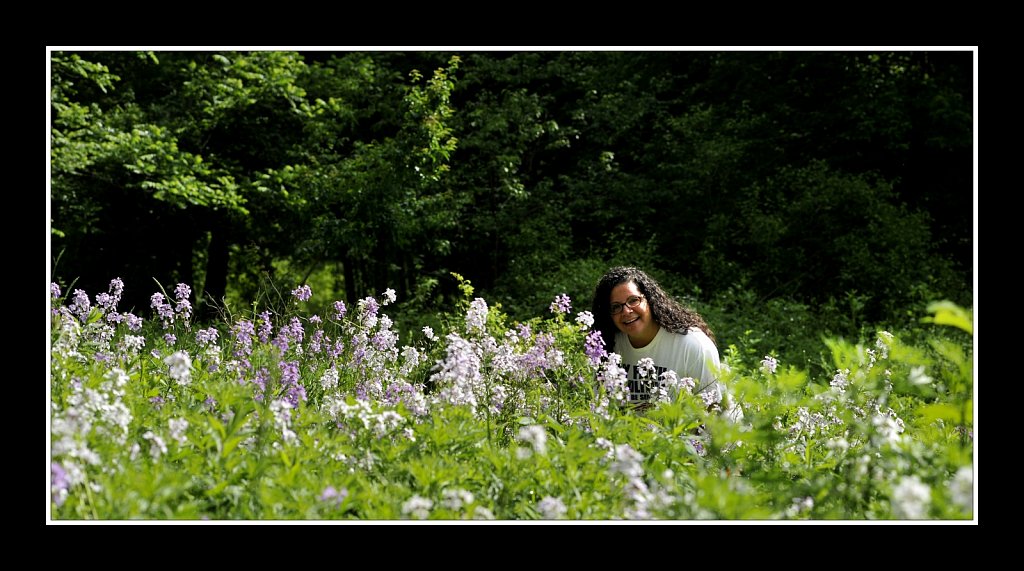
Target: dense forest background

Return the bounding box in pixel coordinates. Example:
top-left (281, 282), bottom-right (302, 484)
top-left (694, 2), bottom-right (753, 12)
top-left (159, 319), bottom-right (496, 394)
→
top-left (49, 49), bottom-right (974, 364)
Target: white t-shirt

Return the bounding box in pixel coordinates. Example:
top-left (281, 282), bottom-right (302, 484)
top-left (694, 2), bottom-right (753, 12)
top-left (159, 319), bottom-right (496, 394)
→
top-left (614, 326), bottom-right (722, 404)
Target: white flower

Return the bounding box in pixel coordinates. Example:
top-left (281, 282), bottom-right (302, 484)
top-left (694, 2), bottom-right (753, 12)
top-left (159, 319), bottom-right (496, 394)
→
top-left (472, 506), bottom-right (496, 520)
top-left (537, 496), bottom-right (568, 519)
top-left (908, 366), bottom-right (933, 386)
top-left (574, 311), bottom-right (595, 330)
top-left (761, 355), bottom-right (778, 374)
top-left (593, 437), bottom-right (615, 460)
top-left (168, 417), bottom-right (189, 445)
top-left (440, 488), bottom-right (475, 511)
top-left (948, 465), bottom-right (973, 513)
top-left (875, 331), bottom-right (894, 359)
top-left (517, 425), bottom-right (548, 456)
top-left (422, 326), bottom-right (436, 341)
top-left (163, 350), bottom-right (193, 386)
top-left (466, 298), bottom-right (488, 334)
top-left (636, 357), bottom-right (656, 378)
top-left (269, 399), bottom-right (296, 445)
top-left (143, 431), bottom-right (167, 461)
top-left (610, 444), bottom-right (645, 479)
top-left (401, 495), bottom-right (434, 520)
top-left (382, 288), bottom-right (397, 305)
top-left (872, 412), bottom-right (905, 447)
top-left (699, 385), bottom-right (722, 408)
top-left (826, 437), bottom-right (849, 453)
top-left (830, 368), bottom-right (849, 393)
top-left (891, 475), bottom-right (931, 519)
top-left (320, 367), bottom-right (339, 391)
top-left (400, 346), bottom-right (422, 376)
top-left (120, 335), bottom-right (146, 354)
top-left (599, 354), bottom-right (630, 403)
top-left (785, 496), bottom-right (815, 518)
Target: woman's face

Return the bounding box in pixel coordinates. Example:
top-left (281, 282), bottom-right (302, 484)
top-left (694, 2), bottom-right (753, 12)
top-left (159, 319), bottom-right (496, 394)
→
top-left (609, 281), bottom-right (657, 344)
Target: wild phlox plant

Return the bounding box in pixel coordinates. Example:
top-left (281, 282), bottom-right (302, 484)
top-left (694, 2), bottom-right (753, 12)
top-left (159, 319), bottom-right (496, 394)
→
top-left (48, 278), bottom-right (974, 521)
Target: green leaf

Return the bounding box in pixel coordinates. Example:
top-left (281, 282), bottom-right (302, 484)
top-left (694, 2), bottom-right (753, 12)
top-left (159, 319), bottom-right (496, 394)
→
top-left (917, 401), bottom-right (972, 424)
top-left (923, 301), bottom-right (973, 335)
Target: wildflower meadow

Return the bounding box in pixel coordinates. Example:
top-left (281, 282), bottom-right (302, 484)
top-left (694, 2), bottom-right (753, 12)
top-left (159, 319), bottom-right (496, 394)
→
top-left (48, 276), bottom-right (975, 521)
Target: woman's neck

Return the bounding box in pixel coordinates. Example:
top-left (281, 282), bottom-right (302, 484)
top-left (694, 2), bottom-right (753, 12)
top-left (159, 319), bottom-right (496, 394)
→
top-left (628, 322), bottom-right (660, 349)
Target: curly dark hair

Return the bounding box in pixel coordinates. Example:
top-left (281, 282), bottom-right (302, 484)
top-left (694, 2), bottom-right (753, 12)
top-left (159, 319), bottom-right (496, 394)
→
top-left (590, 266), bottom-right (715, 354)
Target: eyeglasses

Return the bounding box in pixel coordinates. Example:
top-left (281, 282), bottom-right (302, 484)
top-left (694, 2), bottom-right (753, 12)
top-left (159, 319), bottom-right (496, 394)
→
top-left (609, 294), bottom-right (644, 315)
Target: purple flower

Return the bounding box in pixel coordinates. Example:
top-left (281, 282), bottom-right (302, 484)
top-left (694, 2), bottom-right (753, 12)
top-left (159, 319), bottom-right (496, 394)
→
top-left (285, 384), bottom-right (307, 408)
top-left (271, 334), bottom-right (290, 353)
top-left (286, 317), bottom-right (305, 344)
top-left (309, 329), bottom-right (325, 354)
top-left (280, 360), bottom-right (300, 386)
top-left (150, 395), bottom-right (165, 409)
top-left (232, 319), bottom-right (255, 356)
top-left (292, 284), bottom-right (312, 302)
top-left (109, 277), bottom-right (124, 296)
top-left (690, 439), bottom-right (706, 456)
top-left (584, 330), bottom-right (607, 365)
top-left (204, 395), bottom-right (217, 411)
top-left (252, 367), bottom-right (270, 401)
top-left (97, 278), bottom-right (124, 313)
top-left (372, 329), bottom-right (396, 351)
top-left (352, 343), bottom-right (366, 366)
top-left (174, 283), bottom-right (191, 302)
top-left (384, 380), bottom-right (428, 416)
top-left (329, 339), bottom-right (345, 359)
top-left (363, 297), bottom-right (380, 316)
top-left (96, 292), bottom-right (114, 311)
top-left (163, 333), bottom-right (177, 345)
top-left (359, 297), bottom-right (380, 327)
top-left (71, 289), bottom-right (91, 321)
top-left (51, 462), bottom-right (70, 507)
top-left (956, 426), bottom-right (974, 441)
top-left (151, 292), bottom-right (174, 328)
top-left (320, 486), bottom-right (348, 506)
top-left (257, 311), bottom-right (273, 343)
top-left (520, 333), bottom-right (557, 375)
top-left (196, 327), bottom-right (219, 346)
top-left (549, 293), bottom-right (572, 314)
top-left (50, 283), bottom-right (61, 298)
top-left (333, 300), bottom-right (347, 320)
top-left (124, 312), bottom-right (143, 332)
top-left (431, 333), bottom-right (484, 408)
top-left (175, 301), bottom-right (192, 322)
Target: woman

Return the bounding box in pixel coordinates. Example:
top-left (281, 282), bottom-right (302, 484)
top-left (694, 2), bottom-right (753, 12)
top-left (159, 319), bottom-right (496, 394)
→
top-left (591, 266), bottom-right (731, 413)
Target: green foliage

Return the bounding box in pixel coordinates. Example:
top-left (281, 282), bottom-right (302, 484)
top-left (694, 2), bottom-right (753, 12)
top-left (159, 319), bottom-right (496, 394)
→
top-left (50, 277), bottom-right (975, 520)
top-left (50, 49), bottom-right (973, 355)
top-left (705, 160), bottom-right (965, 322)
top-left (924, 300), bottom-right (974, 335)
top-left (51, 52), bottom-right (252, 218)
